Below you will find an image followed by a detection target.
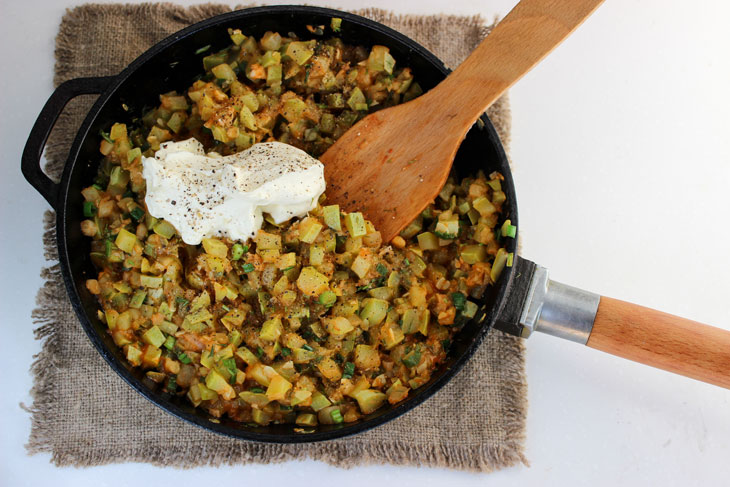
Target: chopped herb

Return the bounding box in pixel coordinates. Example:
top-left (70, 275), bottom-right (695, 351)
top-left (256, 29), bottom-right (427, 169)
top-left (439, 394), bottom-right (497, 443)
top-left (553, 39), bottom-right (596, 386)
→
top-left (242, 263), bottom-right (255, 273)
top-left (256, 346), bottom-right (265, 358)
top-left (177, 352), bottom-right (192, 364)
top-left (281, 347), bottom-right (292, 357)
top-left (330, 408), bottom-right (344, 423)
top-left (433, 231), bottom-right (457, 240)
top-left (222, 357), bottom-right (237, 384)
top-left (175, 296), bottom-right (189, 307)
top-left (221, 304), bottom-right (230, 312)
top-left (195, 44), bottom-right (211, 55)
top-left (166, 375), bottom-right (177, 392)
top-left (250, 387), bottom-right (265, 394)
top-left (376, 263), bottom-right (388, 276)
top-left (130, 207), bottom-right (145, 221)
top-left (301, 344), bottom-right (314, 352)
top-left (404, 258), bottom-right (410, 266)
top-left (281, 266), bottom-right (295, 272)
top-left (402, 347), bottom-right (422, 368)
top-left (342, 362), bottom-right (355, 379)
top-left (83, 201), bottom-right (96, 218)
top-left (441, 339), bottom-right (451, 353)
top-left (279, 404), bottom-right (293, 411)
top-left (450, 292), bottom-right (466, 311)
top-left (99, 129), bottom-right (113, 143)
top-left (92, 183), bottom-right (103, 191)
top-left (104, 239), bottom-right (112, 258)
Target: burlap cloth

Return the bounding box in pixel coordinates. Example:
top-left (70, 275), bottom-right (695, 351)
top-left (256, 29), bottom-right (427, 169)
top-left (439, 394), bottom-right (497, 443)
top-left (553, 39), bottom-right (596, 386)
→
top-left (26, 3), bottom-right (527, 471)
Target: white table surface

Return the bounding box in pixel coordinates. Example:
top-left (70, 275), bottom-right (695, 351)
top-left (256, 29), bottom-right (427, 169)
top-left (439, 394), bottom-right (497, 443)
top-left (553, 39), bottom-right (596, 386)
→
top-left (2, 0), bottom-right (730, 485)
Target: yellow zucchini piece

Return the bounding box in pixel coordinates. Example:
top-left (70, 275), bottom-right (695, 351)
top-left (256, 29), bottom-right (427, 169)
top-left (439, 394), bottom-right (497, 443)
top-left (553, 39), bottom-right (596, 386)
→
top-left (205, 369), bottom-right (236, 400)
top-left (296, 266), bottom-right (329, 297)
top-left (322, 205), bottom-right (341, 231)
top-left (353, 344), bottom-right (380, 370)
top-left (345, 212), bottom-right (367, 238)
top-left (142, 325), bottom-right (165, 348)
top-left (115, 228), bottom-right (137, 254)
top-left (260, 317), bottom-right (283, 342)
top-left (353, 389), bottom-right (387, 414)
top-left (202, 238), bottom-right (228, 258)
top-left (317, 357), bottom-right (342, 381)
top-left (360, 298), bottom-right (388, 328)
top-left (323, 316), bottom-right (354, 338)
top-left (254, 230), bottom-right (281, 250)
top-left (298, 217), bottom-right (323, 243)
top-left (266, 374), bottom-right (292, 401)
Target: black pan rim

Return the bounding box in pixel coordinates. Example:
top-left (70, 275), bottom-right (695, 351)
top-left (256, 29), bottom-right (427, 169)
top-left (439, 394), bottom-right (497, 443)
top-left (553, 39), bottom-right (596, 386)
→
top-left (52, 5), bottom-right (519, 443)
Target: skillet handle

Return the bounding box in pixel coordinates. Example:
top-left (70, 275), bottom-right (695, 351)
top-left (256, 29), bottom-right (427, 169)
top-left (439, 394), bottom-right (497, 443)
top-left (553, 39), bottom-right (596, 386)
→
top-left (518, 265), bottom-right (730, 388)
top-left (586, 297), bottom-right (730, 388)
top-left (22, 76), bottom-right (115, 208)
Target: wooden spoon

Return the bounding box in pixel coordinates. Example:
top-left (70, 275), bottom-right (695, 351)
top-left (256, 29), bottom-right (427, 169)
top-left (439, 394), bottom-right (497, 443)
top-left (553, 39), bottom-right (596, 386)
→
top-left (321, 0), bottom-right (604, 242)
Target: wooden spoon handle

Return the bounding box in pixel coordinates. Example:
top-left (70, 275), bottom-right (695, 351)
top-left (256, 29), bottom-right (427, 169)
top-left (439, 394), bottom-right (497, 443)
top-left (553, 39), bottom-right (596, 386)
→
top-left (587, 297), bottom-right (730, 388)
top-left (428, 0), bottom-right (604, 129)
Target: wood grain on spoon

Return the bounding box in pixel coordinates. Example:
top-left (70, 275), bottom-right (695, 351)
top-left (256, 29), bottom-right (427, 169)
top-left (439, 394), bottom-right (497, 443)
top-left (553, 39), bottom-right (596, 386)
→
top-left (320, 0), bottom-right (604, 242)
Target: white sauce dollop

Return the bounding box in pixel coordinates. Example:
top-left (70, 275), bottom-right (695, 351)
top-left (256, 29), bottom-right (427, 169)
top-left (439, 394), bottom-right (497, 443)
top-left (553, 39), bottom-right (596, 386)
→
top-left (142, 139), bottom-right (326, 245)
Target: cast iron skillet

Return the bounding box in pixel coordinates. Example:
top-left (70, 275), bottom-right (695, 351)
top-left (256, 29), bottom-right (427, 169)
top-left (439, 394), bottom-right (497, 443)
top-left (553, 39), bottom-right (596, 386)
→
top-left (22, 6), bottom-right (520, 442)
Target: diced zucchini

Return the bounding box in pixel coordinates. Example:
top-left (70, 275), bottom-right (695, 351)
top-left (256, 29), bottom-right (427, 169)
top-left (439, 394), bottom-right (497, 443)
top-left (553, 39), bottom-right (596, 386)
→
top-left (239, 105), bottom-right (257, 130)
top-left (202, 238), bottom-right (228, 258)
top-left (360, 298), bottom-right (388, 328)
top-left (126, 345), bottom-right (142, 366)
top-left (352, 389), bottom-right (387, 414)
top-left (323, 316), bottom-right (354, 338)
top-left (350, 254), bottom-right (371, 279)
top-left (473, 197), bottom-right (496, 217)
top-left (254, 230), bottom-right (281, 250)
top-left (401, 308), bottom-right (420, 334)
top-left (296, 266), bottom-right (330, 297)
top-left (345, 212), bottom-right (367, 237)
top-left (296, 413), bottom-right (317, 426)
top-left (310, 391), bottom-right (331, 412)
top-left (381, 322), bottom-right (405, 349)
top-left (266, 374), bottom-right (292, 401)
top-left (417, 232), bottom-right (439, 250)
top-left (115, 228), bottom-right (137, 254)
top-left (347, 87), bottom-right (367, 111)
top-left (239, 391), bottom-right (270, 407)
top-left (260, 317), bottom-right (283, 342)
top-left (232, 343), bottom-right (257, 363)
top-left (460, 245), bottom-right (487, 264)
top-left (141, 346), bottom-right (162, 367)
top-left (205, 369), bottom-right (236, 400)
top-left (153, 220), bottom-right (176, 239)
top-left (322, 205), bottom-right (341, 231)
top-left (299, 217), bottom-right (323, 243)
top-left (129, 290), bottom-right (146, 309)
top-left (290, 389), bottom-right (312, 407)
top-left (491, 248), bottom-right (509, 282)
top-left (353, 344), bottom-right (380, 370)
top-left (316, 357), bottom-right (342, 381)
top-left (140, 275), bottom-right (163, 288)
top-left (285, 41), bottom-right (314, 65)
top-left (277, 252), bottom-right (296, 270)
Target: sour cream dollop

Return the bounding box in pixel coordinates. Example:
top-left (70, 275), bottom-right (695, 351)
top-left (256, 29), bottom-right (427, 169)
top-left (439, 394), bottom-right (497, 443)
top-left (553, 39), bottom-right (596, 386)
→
top-left (142, 139), bottom-right (326, 245)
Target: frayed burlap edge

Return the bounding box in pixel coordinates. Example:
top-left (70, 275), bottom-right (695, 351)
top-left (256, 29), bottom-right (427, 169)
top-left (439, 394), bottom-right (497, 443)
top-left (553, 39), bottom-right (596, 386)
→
top-left (25, 3), bottom-right (527, 471)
